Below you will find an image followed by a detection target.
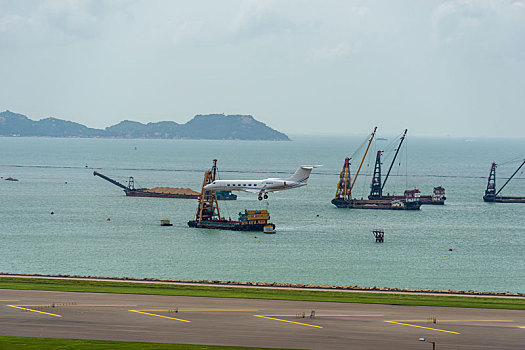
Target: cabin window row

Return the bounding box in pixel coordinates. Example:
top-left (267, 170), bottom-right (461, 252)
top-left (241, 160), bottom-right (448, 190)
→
top-left (226, 184), bottom-right (258, 187)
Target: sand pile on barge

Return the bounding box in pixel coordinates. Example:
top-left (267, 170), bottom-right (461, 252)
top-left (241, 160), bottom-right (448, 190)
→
top-left (145, 187), bottom-right (200, 195)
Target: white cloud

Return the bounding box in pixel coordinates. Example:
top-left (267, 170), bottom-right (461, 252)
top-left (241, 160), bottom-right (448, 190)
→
top-left (0, 13), bottom-right (27, 33)
top-left (432, 0), bottom-right (525, 40)
top-left (229, 0), bottom-right (295, 42)
top-left (309, 42), bottom-right (353, 62)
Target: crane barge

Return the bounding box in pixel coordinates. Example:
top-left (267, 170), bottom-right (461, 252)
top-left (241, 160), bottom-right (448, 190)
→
top-left (367, 129), bottom-right (446, 205)
top-left (188, 159), bottom-right (275, 231)
top-left (483, 160), bottom-right (525, 203)
top-left (93, 171), bottom-right (236, 200)
top-left (331, 127), bottom-right (421, 210)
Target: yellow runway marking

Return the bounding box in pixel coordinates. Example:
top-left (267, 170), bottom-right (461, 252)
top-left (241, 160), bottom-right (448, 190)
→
top-left (395, 320), bottom-right (513, 323)
top-left (129, 310), bottom-right (190, 323)
top-left (266, 314), bottom-right (384, 317)
top-left (254, 315), bottom-right (323, 328)
top-left (73, 304), bottom-right (137, 307)
top-left (518, 326), bottom-right (525, 329)
top-left (385, 321), bottom-right (460, 334)
top-left (16, 304), bottom-right (137, 307)
top-left (0, 300), bottom-right (19, 302)
top-left (7, 305), bottom-right (62, 317)
top-left (137, 309), bottom-right (258, 312)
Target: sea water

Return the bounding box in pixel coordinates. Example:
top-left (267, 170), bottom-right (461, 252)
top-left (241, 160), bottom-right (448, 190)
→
top-left (0, 136), bottom-right (524, 293)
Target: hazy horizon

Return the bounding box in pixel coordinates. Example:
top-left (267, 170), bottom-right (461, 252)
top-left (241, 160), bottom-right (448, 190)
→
top-left (1, 0), bottom-right (524, 138)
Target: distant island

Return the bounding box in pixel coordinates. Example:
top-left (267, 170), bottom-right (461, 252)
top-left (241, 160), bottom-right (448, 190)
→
top-left (0, 110), bottom-right (290, 141)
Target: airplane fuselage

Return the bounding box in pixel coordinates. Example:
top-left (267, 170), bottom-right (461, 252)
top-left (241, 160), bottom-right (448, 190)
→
top-left (202, 165), bottom-right (318, 200)
top-left (205, 178), bottom-right (305, 193)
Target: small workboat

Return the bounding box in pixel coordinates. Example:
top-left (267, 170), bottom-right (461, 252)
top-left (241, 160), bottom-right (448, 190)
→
top-left (263, 224), bottom-right (276, 234)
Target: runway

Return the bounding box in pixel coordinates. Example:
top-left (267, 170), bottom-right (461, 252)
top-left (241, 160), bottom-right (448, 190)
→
top-left (1, 289), bottom-right (524, 349)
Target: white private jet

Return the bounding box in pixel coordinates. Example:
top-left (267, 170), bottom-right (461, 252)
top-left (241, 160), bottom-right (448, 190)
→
top-left (204, 165), bottom-right (320, 200)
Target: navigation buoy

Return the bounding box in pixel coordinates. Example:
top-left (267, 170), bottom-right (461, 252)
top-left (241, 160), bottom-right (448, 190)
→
top-left (50, 211), bottom-right (54, 215)
top-left (448, 248), bottom-right (453, 251)
top-left (443, 255), bottom-right (447, 258)
top-left (107, 218), bottom-right (111, 221)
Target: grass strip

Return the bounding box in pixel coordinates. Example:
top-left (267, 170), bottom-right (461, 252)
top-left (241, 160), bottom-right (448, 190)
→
top-left (0, 336), bottom-right (282, 349)
top-left (1, 277), bottom-right (524, 310)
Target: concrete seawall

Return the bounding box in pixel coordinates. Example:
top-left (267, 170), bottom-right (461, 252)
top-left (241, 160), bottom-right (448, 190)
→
top-left (1, 272), bottom-right (523, 298)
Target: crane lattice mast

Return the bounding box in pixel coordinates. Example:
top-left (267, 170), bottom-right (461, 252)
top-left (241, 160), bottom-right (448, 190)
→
top-left (334, 126), bottom-right (377, 200)
top-left (334, 157), bottom-right (352, 201)
top-left (195, 159), bottom-right (222, 224)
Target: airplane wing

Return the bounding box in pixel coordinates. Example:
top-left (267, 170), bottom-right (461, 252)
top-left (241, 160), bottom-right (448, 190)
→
top-left (264, 188), bottom-right (281, 193)
top-left (242, 184), bottom-right (274, 194)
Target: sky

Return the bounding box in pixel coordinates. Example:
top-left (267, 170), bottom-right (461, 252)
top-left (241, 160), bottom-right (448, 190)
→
top-left (0, 0), bottom-right (524, 137)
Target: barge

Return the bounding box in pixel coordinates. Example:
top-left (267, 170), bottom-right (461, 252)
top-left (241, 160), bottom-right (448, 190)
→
top-left (333, 188), bottom-right (422, 210)
top-left (367, 129), bottom-right (445, 205)
top-left (93, 171), bottom-right (236, 200)
top-left (188, 159), bottom-right (275, 231)
top-left (188, 209), bottom-right (275, 231)
top-left (332, 127), bottom-right (421, 210)
top-left (483, 160), bottom-right (525, 203)
top-left (377, 187), bottom-right (446, 205)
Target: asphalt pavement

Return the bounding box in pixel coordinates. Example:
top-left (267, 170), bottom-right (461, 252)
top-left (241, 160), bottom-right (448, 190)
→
top-left (1, 289), bottom-right (524, 349)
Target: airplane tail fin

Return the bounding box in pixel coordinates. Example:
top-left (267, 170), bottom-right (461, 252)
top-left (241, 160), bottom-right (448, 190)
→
top-left (286, 165), bottom-right (321, 184)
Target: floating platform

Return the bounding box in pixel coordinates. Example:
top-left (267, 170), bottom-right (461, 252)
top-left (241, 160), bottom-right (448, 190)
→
top-left (125, 189), bottom-right (235, 200)
top-left (334, 189), bottom-right (422, 210)
top-left (125, 189), bottom-right (199, 199)
top-left (483, 195), bottom-right (525, 203)
top-left (160, 219), bottom-right (173, 226)
top-left (188, 210), bottom-right (275, 231)
top-left (378, 195), bottom-right (444, 205)
top-left (378, 187), bottom-right (446, 205)
top-left (332, 198), bottom-right (421, 210)
top-left (188, 220), bottom-right (274, 231)
top-left (373, 229), bottom-right (384, 242)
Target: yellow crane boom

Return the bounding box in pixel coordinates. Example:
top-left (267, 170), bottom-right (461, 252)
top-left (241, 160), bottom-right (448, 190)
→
top-left (349, 126), bottom-right (377, 194)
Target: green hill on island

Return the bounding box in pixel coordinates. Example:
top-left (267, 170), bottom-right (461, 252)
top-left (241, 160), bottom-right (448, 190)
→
top-left (0, 110), bottom-right (289, 141)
